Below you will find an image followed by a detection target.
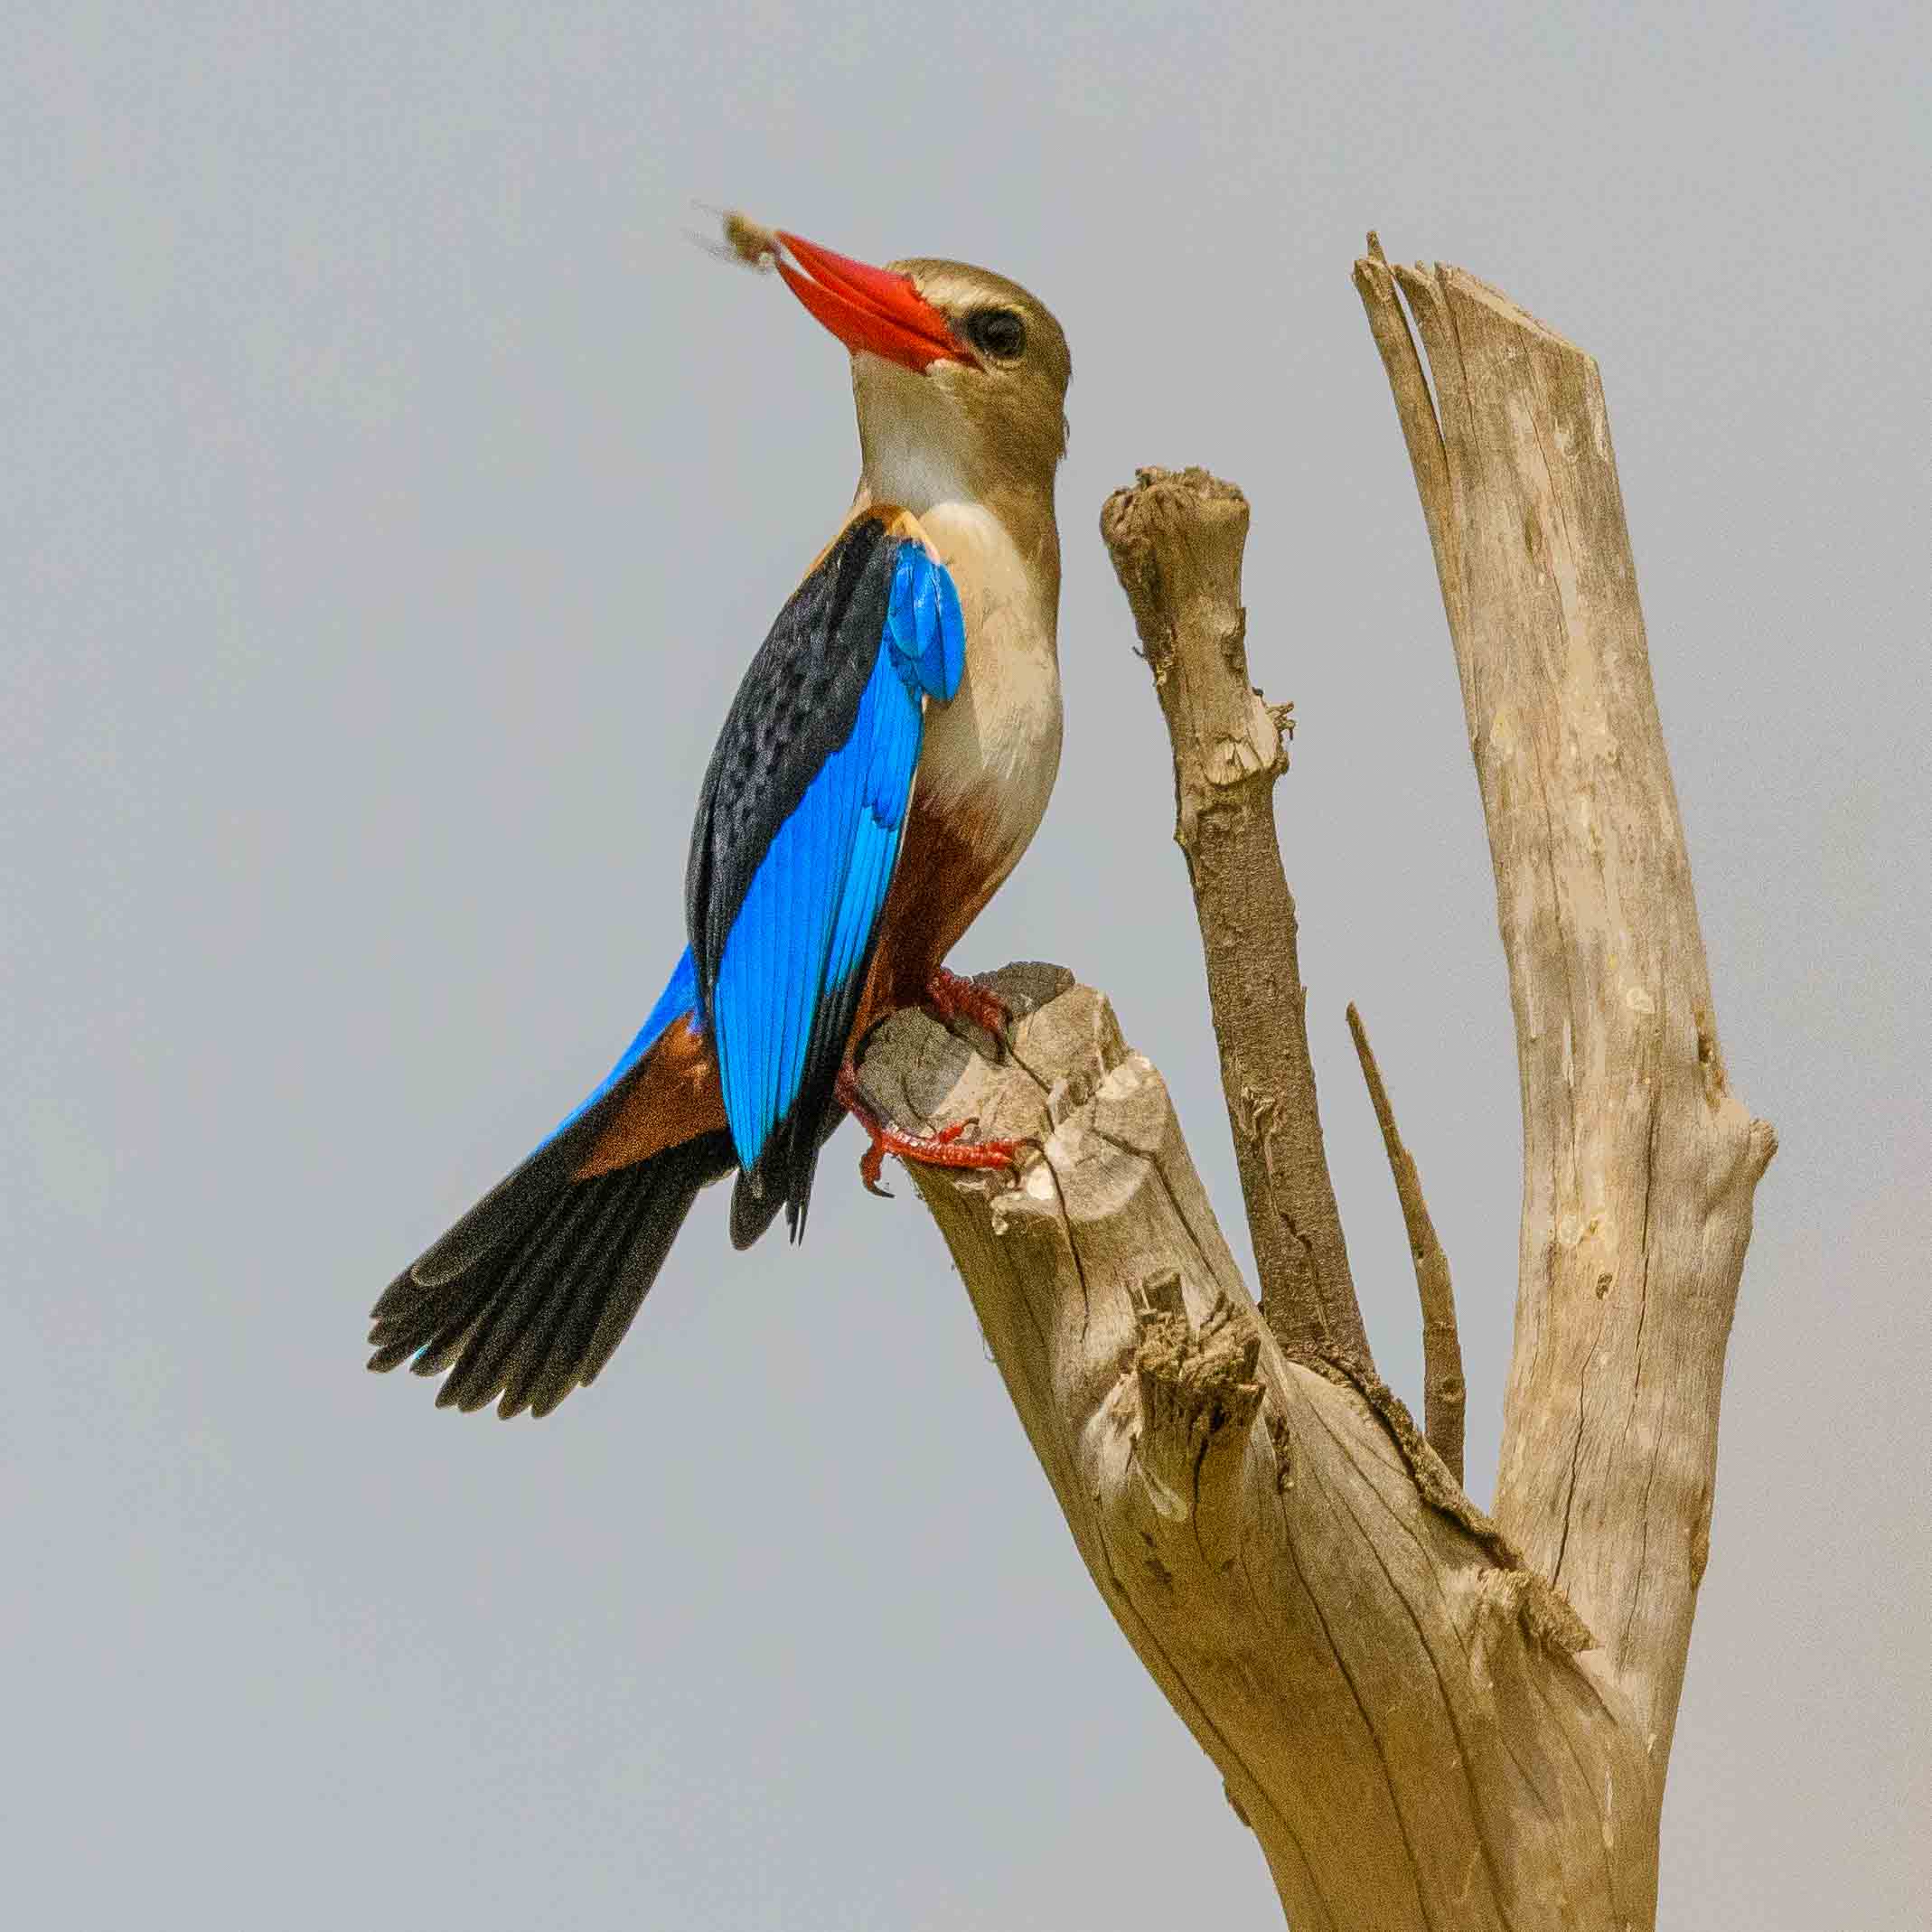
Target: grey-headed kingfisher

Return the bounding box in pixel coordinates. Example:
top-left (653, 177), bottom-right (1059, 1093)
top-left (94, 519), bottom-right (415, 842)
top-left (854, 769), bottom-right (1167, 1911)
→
top-left (368, 228), bottom-right (1071, 1417)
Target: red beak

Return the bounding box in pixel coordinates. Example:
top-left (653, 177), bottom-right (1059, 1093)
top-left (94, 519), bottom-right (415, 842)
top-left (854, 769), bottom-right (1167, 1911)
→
top-left (774, 231), bottom-right (971, 373)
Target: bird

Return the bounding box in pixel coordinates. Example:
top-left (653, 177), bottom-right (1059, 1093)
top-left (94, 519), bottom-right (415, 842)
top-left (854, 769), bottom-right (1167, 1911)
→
top-left (367, 224), bottom-right (1071, 1419)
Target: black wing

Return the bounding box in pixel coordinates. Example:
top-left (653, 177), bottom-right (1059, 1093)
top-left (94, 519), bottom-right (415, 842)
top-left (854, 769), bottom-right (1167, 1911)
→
top-left (684, 511), bottom-right (961, 1242)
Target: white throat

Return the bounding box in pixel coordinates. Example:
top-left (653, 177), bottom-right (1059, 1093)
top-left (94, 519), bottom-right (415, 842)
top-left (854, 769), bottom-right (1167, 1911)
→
top-left (851, 354), bottom-right (977, 515)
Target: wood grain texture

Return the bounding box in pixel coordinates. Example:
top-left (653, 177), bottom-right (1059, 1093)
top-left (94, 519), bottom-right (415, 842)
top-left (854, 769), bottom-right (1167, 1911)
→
top-left (1099, 469), bottom-right (1368, 1365)
top-left (858, 970), bottom-right (1653, 1931)
top-left (1354, 237), bottom-right (1776, 1764)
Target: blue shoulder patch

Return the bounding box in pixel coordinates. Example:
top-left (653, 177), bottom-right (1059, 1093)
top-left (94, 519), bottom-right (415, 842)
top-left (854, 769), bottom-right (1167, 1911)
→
top-left (886, 541), bottom-right (965, 704)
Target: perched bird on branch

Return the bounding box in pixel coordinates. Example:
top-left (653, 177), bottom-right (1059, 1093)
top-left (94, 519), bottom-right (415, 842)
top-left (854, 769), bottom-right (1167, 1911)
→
top-left (368, 222), bottom-right (1071, 1417)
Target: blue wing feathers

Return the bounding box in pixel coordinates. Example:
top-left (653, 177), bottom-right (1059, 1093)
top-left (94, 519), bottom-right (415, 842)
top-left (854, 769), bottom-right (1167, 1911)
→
top-left (824, 712), bottom-right (908, 998)
top-left (889, 549), bottom-right (920, 686)
top-left (936, 568), bottom-right (964, 699)
top-left (713, 642), bottom-right (916, 1172)
top-left (886, 540), bottom-right (964, 703)
top-left (711, 537), bottom-right (955, 1177)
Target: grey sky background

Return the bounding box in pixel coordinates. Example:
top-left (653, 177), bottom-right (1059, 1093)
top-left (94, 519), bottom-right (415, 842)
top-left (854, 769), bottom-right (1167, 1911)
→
top-left (6, 4), bottom-right (1927, 1927)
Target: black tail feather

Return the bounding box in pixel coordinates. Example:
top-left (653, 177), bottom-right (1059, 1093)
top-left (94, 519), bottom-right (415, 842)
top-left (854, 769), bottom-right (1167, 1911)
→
top-left (729, 1098), bottom-right (846, 1251)
top-left (405, 1098), bottom-right (634, 1291)
top-left (506, 1179), bottom-right (650, 1418)
top-left (369, 1130), bottom-right (735, 1418)
top-left (728, 1169), bottom-right (788, 1251)
top-left (434, 1180), bottom-right (622, 1413)
top-left (517, 1175), bottom-right (672, 1419)
top-left (460, 1177), bottom-right (638, 1413)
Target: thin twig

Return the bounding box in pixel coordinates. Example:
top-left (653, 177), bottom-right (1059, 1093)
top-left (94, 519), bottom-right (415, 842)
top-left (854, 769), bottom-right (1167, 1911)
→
top-left (1346, 1001), bottom-right (1466, 1482)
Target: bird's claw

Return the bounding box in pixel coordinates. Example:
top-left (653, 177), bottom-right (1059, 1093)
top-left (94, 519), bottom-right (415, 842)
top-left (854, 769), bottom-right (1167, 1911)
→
top-left (854, 1115), bottom-right (974, 1202)
top-left (837, 1064), bottom-right (1019, 1197)
top-left (858, 1140), bottom-right (894, 1197)
top-left (924, 967), bottom-right (1015, 1056)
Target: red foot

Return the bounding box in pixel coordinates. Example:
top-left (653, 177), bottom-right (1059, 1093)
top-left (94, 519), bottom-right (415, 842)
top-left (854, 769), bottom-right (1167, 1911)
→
top-left (835, 1064), bottom-right (1023, 1198)
top-left (924, 966), bottom-right (1013, 1046)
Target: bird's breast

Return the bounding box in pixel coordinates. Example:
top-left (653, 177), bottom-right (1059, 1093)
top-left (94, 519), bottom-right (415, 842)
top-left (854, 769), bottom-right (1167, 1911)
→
top-left (913, 500), bottom-right (1063, 874)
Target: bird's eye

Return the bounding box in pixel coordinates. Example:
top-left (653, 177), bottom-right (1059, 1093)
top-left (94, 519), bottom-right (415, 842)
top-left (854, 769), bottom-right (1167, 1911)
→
top-left (965, 308), bottom-right (1027, 361)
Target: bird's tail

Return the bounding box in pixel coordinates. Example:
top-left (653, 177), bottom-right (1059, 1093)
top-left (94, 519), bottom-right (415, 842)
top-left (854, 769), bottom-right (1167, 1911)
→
top-left (367, 952), bottom-right (736, 1417)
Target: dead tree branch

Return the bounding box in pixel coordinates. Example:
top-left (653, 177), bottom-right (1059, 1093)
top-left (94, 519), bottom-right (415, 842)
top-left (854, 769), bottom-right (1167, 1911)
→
top-left (1354, 234), bottom-right (1777, 1760)
top-left (1100, 470), bottom-right (1368, 1365)
top-left (857, 966), bottom-right (1640, 1932)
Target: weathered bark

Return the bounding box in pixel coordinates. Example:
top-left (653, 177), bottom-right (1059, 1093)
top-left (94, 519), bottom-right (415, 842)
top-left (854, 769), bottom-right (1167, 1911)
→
top-left (851, 244), bottom-right (1773, 1928)
top-left (1101, 471), bottom-right (1368, 1365)
top-left (862, 968), bottom-right (1638, 1932)
top-left (1353, 235), bottom-right (1776, 1760)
